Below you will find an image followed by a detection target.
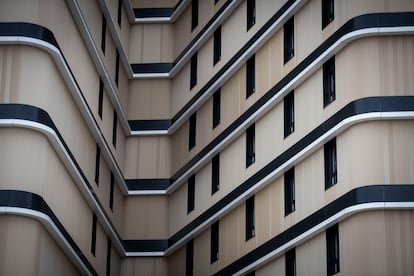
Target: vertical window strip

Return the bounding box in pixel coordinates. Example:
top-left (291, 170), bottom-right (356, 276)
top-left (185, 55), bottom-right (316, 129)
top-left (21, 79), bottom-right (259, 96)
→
top-left (326, 224), bottom-right (340, 275)
top-left (211, 220), bottom-right (219, 263)
top-left (187, 174), bottom-right (195, 213)
top-left (98, 78), bottom-right (104, 119)
top-left (324, 137), bottom-right (337, 189)
top-left (213, 88), bottom-right (221, 128)
top-left (246, 195), bottom-right (255, 240)
top-left (214, 25), bottom-right (221, 65)
top-left (246, 123), bottom-right (255, 167)
top-left (284, 167), bottom-right (295, 216)
top-left (115, 50), bottom-right (120, 87)
top-left (95, 144), bottom-right (100, 185)
top-left (101, 14), bottom-right (106, 54)
top-left (323, 56), bottom-right (336, 107)
top-left (109, 172), bottom-right (114, 211)
top-left (212, 154), bottom-right (220, 194)
top-left (192, 0), bottom-right (198, 31)
top-left (322, 0), bottom-right (334, 29)
top-left (91, 213), bottom-right (97, 255)
top-left (246, 0), bottom-right (256, 30)
top-left (284, 91), bottom-right (295, 138)
top-left (285, 248), bottom-right (296, 276)
top-left (246, 55), bottom-right (255, 98)
top-left (190, 53), bottom-right (198, 89)
top-left (117, 0), bottom-right (122, 27)
top-left (186, 239), bottom-right (194, 276)
top-left (112, 109), bottom-right (117, 147)
top-left (284, 16), bottom-right (295, 63)
top-left (189, 113), bottom-right (196, 150)
top-left (106, 236), bottom-right (112, 276)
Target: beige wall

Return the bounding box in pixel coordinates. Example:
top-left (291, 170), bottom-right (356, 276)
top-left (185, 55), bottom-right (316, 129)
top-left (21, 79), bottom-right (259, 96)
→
top-left (121, 257), bottom-right (168, 276)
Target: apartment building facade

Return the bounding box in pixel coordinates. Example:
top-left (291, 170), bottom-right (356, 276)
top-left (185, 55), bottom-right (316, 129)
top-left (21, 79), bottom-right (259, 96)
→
top-left (0, 0), bottom-right (414, 275)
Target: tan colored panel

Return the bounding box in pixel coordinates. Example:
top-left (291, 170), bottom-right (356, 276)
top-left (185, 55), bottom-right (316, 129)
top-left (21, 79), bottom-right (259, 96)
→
top-left (194, 227), bottom-right (213, 276)
top-left (256, 254), bottom-right (284, 276)
top-left (120, 257), bottom-right (168, 276)
top-left (131, 0), bottom-right (176, 9)
top-left (296, 231), bottom-right (326, 276)
top-left (167, 245), bottom-right (186, 276)
top-left (123, 195), bottom-right (168, 239)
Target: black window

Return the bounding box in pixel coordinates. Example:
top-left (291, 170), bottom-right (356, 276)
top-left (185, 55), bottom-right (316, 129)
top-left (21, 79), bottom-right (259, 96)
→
top-left (117, 0), bottom-right (122, 27)
top-left (215, 0), bottom-right (220, 4)
top-left (186, 239), bottom-right (194, 276)
top-left (101, 14), bottom-right (106, 54)
top-left (284, 91), bottom-right (294, 138)
top-left (187, 174), bottom-right (195, 213)
top-left (246, 272), bottom-right (255, 276)
top-left (323, 56), bottom-right (335, 107)
top-left (115, 50), bottom-right (120, 87)
top-left (91, 213), bottom-right (97, 256)
top-left (246, 0), bottom-right (255, 30)
top-left (246, 195), bottom-right (255, 240)
top-left (112, 109), bottom-right (117, 147)
top-left (326, 224), bottom-right (340, 275)
top-left (189, 113), bottom-right (196, 150)
top-left (192, 0), bottom-right (198, 31)
top-left (98, 78), bottom-right (104, 119)
top-left (246, 55), bottom-right (255, 98)
top-left (214, 25), bottom-right (221, 65)
top-left (284, 16), bottom-right (294, 63)
top-left (284, 167), bottom-right (295, 216)
top-left (190, 53), bottom-right (197, 89)
top-left (285, 248), bottom-right (296, 276)
top-left (109, 172), bottom-right (114, 211)
top-left (106, 237), bottom-right (112, 276)
top-left (95, 144), bottom-right (100, 185)
top-left (213, 88), bottom-right (221, 128)
top-left (246, 124), bottom-right (255, 167)
top-left (212, 154), bottom-right (220, 194)
top-left (211, 221), bottom-right (219, 263)
top-left (324, 137), bottom-right (337, 189)
top-left (322, 0), bottom-right (334, 29)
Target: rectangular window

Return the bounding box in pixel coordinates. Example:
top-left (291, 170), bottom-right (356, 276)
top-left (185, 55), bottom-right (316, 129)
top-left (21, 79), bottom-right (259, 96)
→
top-left (214, 25), bottom-right (221, 65)
top-left (192, 0), bottom-right (198, 31)
top-left (246, 124), bottom-right (255, 167)
top-left (284, 16), bottom-right (294, 63)
top-left (95, 144), bottom-right (100, 185)
top-left (187, 174), bottom-right (195, 213)
top-left (215, 0), bottom-right (219, 4)
top-left (324, 137), bottom-right (337, 189)
top-left (323, 56), bottom-right (335, 107)
top-left (109, 172), bottom-right (114, 211)
top-left (190, 53), bottom-right (197, 89)
top-left (212, 154), bottom-right (220, 194)
top-left (284, 167), bottom-right (295, 216)
top-left (246, 55), bottom-right (255, 98)
top-left (285, 248), bottom-right (296, 276)
top-left (246, 0), bottom-right (255, 30)
top-left (211, 220), bottom-right (219, 263)
top-left (115, 50), bottom-right (120, 87)
top-left (326, 224), bottom-right (340, 275)
top-left (101, 14), bottom-right (106, 54)
top-left (246, 195), bottom-right (255, 240)
top-left (186, 239), bottom-right (194, 276)
top-left (117, 0), bottom-right (122, 27)
top-left (284, 91), bottom-right (294, 138)
top-left (98, 78), bottom-right (104, 119)
top-left (112, 109), bottom-right (117, 147)
top-left (189, 113), bottom-right (196, 150)
top-left (106, 236), bottom-right (112, 276)
top-left (322, 0), bottom-right (334, 29)
top-left (91, 213), bottom-right (97, 256)
top-left (213, 88), bottom-right (221, 128)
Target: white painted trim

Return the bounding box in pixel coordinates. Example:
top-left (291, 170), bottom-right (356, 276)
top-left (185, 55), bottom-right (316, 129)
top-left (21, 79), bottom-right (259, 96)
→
top-left (131, 0), bottom-right (191, 23)
top-left (0, 207), bottom-right (93, 276)
top-left (234, 202), bottom-right (414, 275)
top-left (163, 111), bottom-right (414, 253)
top-left (0, 119), bottom-right (126, 256)
top-left (0, 35), bottom-right (129, 195)
top-left (125, 252), bottom-right (165, 257)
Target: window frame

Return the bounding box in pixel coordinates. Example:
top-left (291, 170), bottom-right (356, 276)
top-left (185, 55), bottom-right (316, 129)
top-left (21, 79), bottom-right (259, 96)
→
top-left (190, 53), bottom-right (198, 89)
top-left (213, 88), bottom-right (221, 128)
top-left (284, 90), bottom-right (295, 138)
top-left (95, 144), bottom-right (100, 185)
top-left (212, 154), bottom-right (220, 194)
top-left (284, 16), bottom-right (295, 64)
top-left (246, 55), bottom-right (255, 98)
top-left (324, 137), bottom-right (337, 189)
top-left (186, 239), bottom-right (194, 276)
top-left (211, 221), bottom-right (219, 263)
top-left (106, 236), bottom-right (112, 276)
top-left (98, 78), bottom-right (104, 119)
top-left (323, 56), bottom-right (336, 107)
top-left (246, 124), bottom-right (255, 167)
top-left (112, 109), bottom-right (117, 147)
top-left (109, 172), bottom-right (114, 211)
top-left (322, 0), bottom-right (334, 29)
top-left (91, 213), bottom-right (97, 256)
top-left (189, 113), bottom-right (196, 150)
top-left (326, 224), bottom-right (340, 275)
top-left (214, 25), bottom-right (221, 65)
top-left (115, 50), bottom-right (120, 87)
top-left (245, 195), bottom-right (255, 240)
top-left (117, 0), bottom-right (122, 27)
top-left (284, 167), bottom-right (295, 216)
top-left (246, 0), bottom-right (256, 31)
top-left (191, 0), bottom-right (198, 31)
top-left (101, 14), bottom-right (106, 54)
top-left (187, 174), bottom-right (195, 213)
top-left (285, 247), bottom-right (296, 276)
